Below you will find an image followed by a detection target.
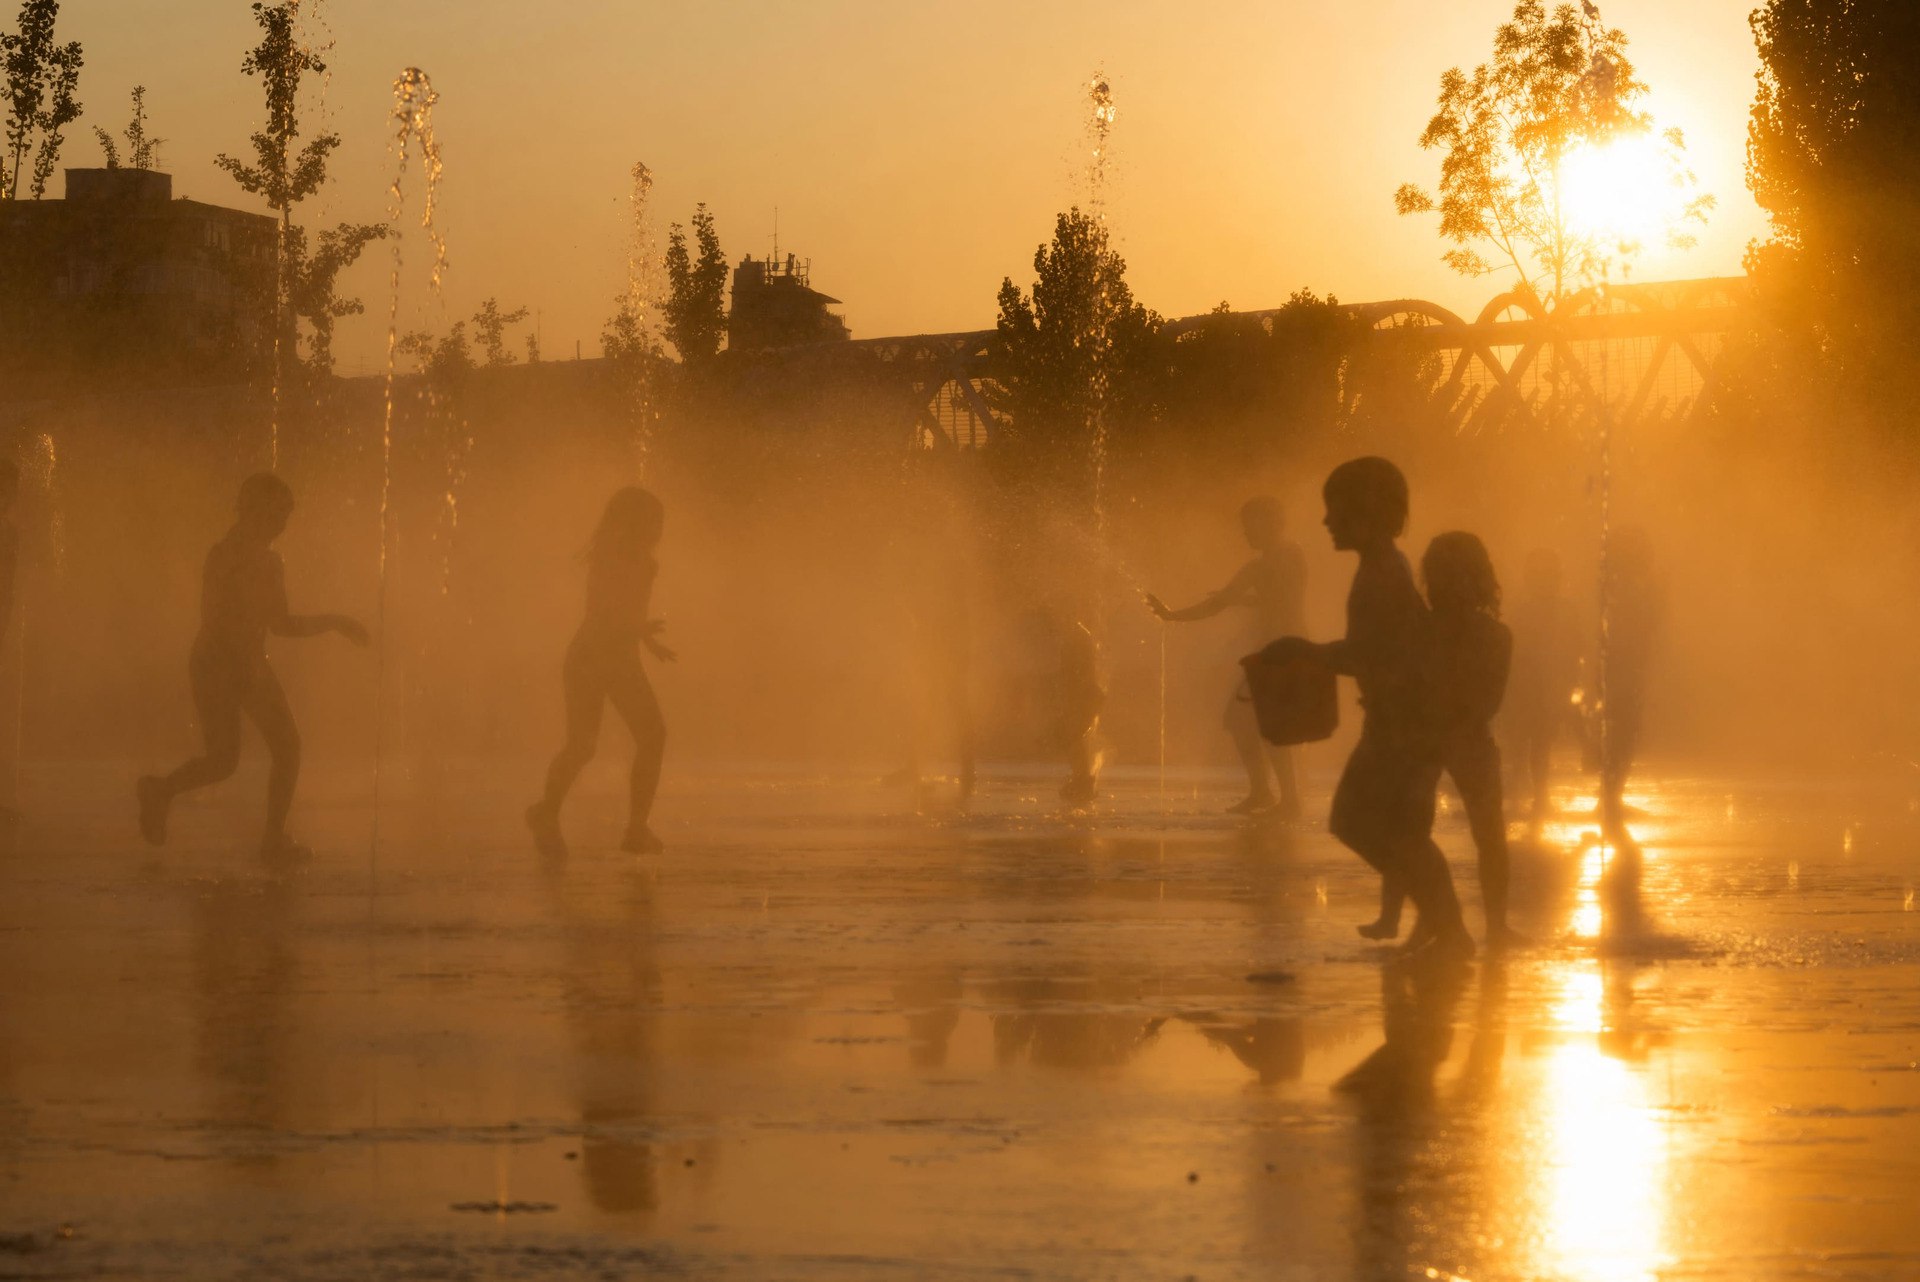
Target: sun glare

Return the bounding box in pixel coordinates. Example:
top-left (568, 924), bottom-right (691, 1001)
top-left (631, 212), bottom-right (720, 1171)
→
top-left (1561, 133), bottom-right (1672, 249)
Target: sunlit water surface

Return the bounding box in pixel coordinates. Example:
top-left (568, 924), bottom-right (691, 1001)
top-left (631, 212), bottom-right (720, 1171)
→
top-left (2, 763), bottom-right (1918, 1280)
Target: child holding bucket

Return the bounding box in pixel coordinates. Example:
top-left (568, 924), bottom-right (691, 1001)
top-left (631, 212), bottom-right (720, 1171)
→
top-left (1278, 458), bottom-right (1470, 959)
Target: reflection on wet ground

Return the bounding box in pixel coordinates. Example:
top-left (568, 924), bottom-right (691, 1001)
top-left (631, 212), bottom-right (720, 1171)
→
top-left (3, 764), bottom-right (1920, 1279)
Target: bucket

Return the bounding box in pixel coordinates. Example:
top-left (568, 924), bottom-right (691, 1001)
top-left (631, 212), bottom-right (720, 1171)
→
top-left (1240, 641), bottom-right (1338, 746)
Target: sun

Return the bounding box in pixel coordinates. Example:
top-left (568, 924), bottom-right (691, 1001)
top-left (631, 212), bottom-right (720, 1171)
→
top-left (1560, 132), bottom-right (1674, 249)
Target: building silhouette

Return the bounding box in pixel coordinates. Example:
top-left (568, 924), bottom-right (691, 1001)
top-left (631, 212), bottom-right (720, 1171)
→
top-left (0, 168), bottom-right (275, 395)
top-left (728, 252), bottom-right (850, 351)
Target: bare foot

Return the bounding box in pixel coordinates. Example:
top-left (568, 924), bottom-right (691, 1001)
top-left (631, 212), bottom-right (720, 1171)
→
top-left (1226, 792), bottom-right (1277, 815)
top-left (620, 824), bottom-right (665, 855)
top-left (136, 776), bottom-right (169, 847)
top-left (259, 833), bottom-right (313, 863)
top-left (526, 802), bottom-right (567, 858)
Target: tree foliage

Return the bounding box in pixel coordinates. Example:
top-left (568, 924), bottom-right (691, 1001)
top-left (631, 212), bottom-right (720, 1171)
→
top-left (662, 204), bottom-right (728, 364)
top-left (471, 297), bottom-right (530, 367)
top-left (285, 221), bottom-right (388, 374)
top-left (1746, 0), bottom-right (1920, 386)
top-left (1, 0), bottom-right (82, 199)
top-left (990, 208), bottom-right (1162, 493)
top-left (93, 84), bottom-right (160, 170)
top-left (1396, 0), bottom-right (1710, 303)
top-left (214, 1), bottom-right (337, 228)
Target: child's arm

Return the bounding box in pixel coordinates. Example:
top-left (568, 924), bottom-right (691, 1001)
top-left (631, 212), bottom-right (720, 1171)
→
top-left (1147, 562), bottom-right (1255, 623)
top-left (266, 555), bottom-right (369, 645)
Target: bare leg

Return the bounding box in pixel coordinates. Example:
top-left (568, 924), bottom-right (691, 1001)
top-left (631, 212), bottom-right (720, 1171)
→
top-left (605, 655), bottom-right (665, 852)
top-left (1451, 737), bottom-right (1516, 943)
top-left (139, 649), bottom-right (243, 846)
top-left (1225, 686), bottom-right (1277, 813)
top-left (1269, 745), bottom-right (1301, 820)
top-left (529, 639), bottom-right (605, 854)
top-left (242, 665), bottom-right (302, 855)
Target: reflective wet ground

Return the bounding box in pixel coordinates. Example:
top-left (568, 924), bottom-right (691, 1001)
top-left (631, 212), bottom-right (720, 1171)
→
top-left (3, 762), bottom-right (1920, 1280)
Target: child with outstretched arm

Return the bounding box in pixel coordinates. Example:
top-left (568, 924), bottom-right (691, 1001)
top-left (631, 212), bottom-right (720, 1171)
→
top-left (138, 474), bottom-right (369, 859)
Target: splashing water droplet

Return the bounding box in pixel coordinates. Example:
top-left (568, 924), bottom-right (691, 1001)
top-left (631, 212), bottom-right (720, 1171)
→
top-left (625, 160), bottom-right (659, 477)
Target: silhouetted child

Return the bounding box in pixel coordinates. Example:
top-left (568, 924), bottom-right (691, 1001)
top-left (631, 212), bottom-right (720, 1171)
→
top-left (1295, 457), bottom-right (1470, 959)
top-left (1146, 496), bottom-right (1306, 817)
top-left (138, 474), bottom-right (369, 858)
top-left (1365, 532), bottom-right (1517, 946)
top-left (1507, 548), bottom-right (1579, 822)
top-left (527, 487), bottom-right (673, 855)
top-left (1600, 527), bottom-right (1663, 844)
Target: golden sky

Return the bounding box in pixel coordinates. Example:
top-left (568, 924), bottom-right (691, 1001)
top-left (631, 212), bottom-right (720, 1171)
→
top-left (69, 0), bottom-right (1768, 372)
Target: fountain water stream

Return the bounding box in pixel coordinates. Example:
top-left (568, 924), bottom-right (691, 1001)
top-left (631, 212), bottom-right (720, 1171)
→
top-left (374, 67), bottom-right (446, 859)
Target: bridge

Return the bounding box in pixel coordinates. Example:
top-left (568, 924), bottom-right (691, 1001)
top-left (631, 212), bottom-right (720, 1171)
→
top-left (769, 275), bottom-right (1748, 453)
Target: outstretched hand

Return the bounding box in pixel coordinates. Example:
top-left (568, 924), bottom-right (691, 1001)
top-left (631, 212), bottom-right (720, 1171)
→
top-left (334, 616), bottom-right (371, 647)
top-left (645, 618), bottom-right (675, 662)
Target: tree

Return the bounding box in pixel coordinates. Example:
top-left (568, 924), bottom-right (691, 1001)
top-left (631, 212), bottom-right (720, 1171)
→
top-left (1, 0), bottom-right (82, 199)
top-left (601, 296), bottom-right (654, 366)
top-left (285, 221), bottom-right (388, 374)
top-left (214, 1), bottom-right (337, 238)
top-left (470, 297), bottom-right (530, 367)
top-left (93, 84), bottom-right (161, 171)
top-left (990, 208), bottom-right (1162, 494)
top-left (397, 322), bottom-right (472, 384)
top-left (662, 204), bottom-right (728, 364)
top-left (1395, 0), bottom-right (1710, 305)
top-left (1746, 0), bottom-right (1920, 389)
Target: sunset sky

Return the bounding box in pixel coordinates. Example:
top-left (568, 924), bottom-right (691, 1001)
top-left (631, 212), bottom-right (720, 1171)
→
top-left (66, 0), bottom-right (1770, 372)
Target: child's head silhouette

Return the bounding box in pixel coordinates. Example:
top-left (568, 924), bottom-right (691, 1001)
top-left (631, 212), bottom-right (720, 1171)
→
top-left (590, 486), bottom-right (664, 561)
top-left (235, 472), bottom-right (294, 538)
top-left (1423, 531), bottom-right (1500, 618)
top-left (1321, 456), bottom-right (1407, 550)
top-left (1240, 496), bottom-right (1283, 550)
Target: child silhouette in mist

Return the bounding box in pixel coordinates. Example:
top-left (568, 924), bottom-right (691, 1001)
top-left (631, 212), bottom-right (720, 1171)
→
top-left (527, 486), bottom-right (673, 856)
top-left (1146, 496), bottom-right (1306, 817)
top-left (1507, 548), bottom-right (1579, 824)
top-left (137, 473), bottom-right (369, 859)
top-left (1290, 457), bottom-right (1470, 959)
top-left (1363, 532), bottom-right (1519, 948)
top-left (1599, 527), bottom-right (1663, 847)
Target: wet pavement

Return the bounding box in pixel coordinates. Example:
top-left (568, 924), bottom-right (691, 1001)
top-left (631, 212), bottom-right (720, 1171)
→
top-left (3, 762), bottom-right (1920, 1280)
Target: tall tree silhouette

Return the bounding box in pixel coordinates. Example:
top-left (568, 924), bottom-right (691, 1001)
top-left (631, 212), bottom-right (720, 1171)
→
top-left (1747, 0), bottom-right (1920, 397)
top-left (662, 204), bottom-right (728, 365)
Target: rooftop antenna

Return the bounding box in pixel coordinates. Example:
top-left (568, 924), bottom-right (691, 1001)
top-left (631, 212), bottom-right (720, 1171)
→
top-left (771, 205), bottom-right (779, 266)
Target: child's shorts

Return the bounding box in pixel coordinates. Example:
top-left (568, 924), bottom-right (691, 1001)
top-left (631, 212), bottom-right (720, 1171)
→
top-left (1329, 729), bottom-right (1440, 858)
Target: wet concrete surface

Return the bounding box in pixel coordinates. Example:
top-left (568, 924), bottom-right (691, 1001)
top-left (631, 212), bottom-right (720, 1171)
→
top-left (3, 761), bottom-right (1920, 1279)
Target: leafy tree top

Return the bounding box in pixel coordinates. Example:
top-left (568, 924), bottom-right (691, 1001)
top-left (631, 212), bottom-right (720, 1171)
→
top-left (1396, 0), bottom-right (1710, 304)
top-left (215, 1), bottom-right (338, 221)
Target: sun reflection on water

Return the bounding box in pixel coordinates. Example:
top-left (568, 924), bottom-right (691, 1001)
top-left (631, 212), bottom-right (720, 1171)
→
top-left (1539, 967), bottom-right (1670, 1282)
